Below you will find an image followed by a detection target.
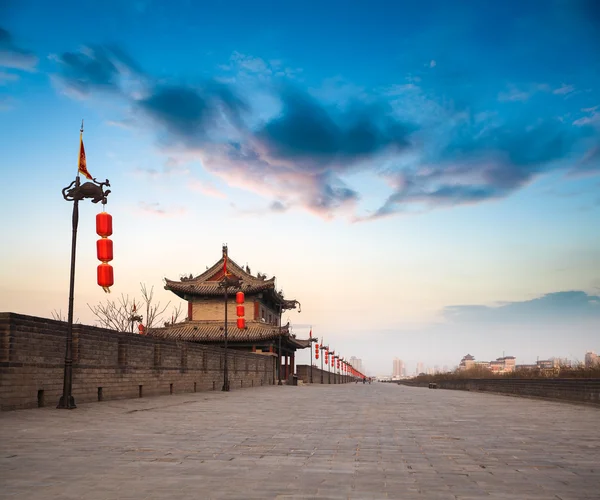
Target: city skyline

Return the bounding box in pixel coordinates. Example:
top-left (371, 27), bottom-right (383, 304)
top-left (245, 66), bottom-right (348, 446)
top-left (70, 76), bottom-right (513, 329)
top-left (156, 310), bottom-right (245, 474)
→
top-left (1, 0), bottom-right (599, 373)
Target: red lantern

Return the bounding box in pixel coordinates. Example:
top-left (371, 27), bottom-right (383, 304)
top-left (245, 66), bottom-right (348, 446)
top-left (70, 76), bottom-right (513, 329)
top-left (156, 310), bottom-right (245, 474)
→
top-left (96, 211), bottom-right (113, 292)
top-left (96, 238), bottom-right (113, 262)
top-left (96, 212), bottom-right (113, 237)
top-left (315, 343), bottom-right (319, 359)
top-left (97, 263), bottom-right (114, 288)
top-left (236, 293), bottom-right (245, 329)
top-left (138, 324), bottom-right (145, 335)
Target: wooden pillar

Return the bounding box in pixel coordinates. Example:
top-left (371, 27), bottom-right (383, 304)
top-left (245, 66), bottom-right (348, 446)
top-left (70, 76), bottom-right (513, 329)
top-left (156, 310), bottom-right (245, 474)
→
top-left (290, 353), bottom-right (295, 377)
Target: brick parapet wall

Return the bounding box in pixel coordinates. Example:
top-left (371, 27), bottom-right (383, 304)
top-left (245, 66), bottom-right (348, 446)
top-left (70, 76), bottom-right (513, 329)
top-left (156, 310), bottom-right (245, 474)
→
top-left (296, 364), bottom-right (354, 384)
top-left (0, 312), bottom-right (275, 411)
top-left (398, 378), bottom-right (600, 405)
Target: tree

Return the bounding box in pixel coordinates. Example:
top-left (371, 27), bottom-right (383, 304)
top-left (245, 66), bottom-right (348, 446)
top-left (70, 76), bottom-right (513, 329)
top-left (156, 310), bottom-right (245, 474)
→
top-left (87, 283), bottom-right (181, 333)
top-left (51, 310), bottom-right (79, 324)
top-left (87, 293), bottom-right (139, 332)
top-left (139, 283), bottom-right (170, 332)
top-left (163, 303), bottom-right (184, 327)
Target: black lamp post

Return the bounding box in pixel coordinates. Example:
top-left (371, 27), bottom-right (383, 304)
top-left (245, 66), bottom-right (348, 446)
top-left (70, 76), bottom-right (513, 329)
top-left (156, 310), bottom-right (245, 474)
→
top-left (278, 302), bottom-right (283, 385)
top-left (320, 343), bottom-right (328, 384)
top-left (310, 336), bottom-right (318, 384)
top-left (319, 340), bottom-right (329, 384)
top-left (330, 351), bottom-right (336, 384)
top-left (219, 272), bottom-right (241, 392)
top-left (277, 299), bottom-right (301, 386)
top-left (58, 135), bottom-right (110, 409)
top-left (333, 355), bottom-right (338, 384)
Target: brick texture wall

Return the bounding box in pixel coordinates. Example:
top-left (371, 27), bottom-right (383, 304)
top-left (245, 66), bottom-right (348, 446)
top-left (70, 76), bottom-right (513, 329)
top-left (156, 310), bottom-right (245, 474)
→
top-left (296, 364), bottom-right (353, 384)
top-left (0, 312), bottom-right (276, 411)
top-left (191, 299), bottom-right (279, 325)
top-left (398, 378), bottom-right (600, 405)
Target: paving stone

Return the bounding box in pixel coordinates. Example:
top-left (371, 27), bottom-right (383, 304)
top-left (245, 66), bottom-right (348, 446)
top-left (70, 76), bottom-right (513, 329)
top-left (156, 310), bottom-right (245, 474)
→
top-left (1, 383), bottom-right (599, 499)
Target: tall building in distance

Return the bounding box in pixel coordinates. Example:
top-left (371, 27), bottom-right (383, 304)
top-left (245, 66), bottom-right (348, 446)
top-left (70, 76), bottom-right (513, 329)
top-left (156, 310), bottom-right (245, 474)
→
top-left (350, 356), bottom-right (363, 374)
top-left (585, 351), bottom-right (599, 368)
top-left (392, 358), bottom-right (405, 378)
top-left (416, 361), bottom-right (424, 375)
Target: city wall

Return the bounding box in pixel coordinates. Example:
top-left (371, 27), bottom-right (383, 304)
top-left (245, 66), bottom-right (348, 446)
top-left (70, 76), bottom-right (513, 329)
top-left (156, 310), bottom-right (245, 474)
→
top-left (296, 364), bottom-right (353, 384)
top-left (0, 313), bottom-right (276, 411)
top-left (398, 378), bottom-right (600, 405)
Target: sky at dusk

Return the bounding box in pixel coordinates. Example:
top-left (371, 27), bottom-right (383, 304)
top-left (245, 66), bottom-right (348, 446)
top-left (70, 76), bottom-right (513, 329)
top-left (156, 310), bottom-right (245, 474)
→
top-left (1, 0), bottom-right (599, 376)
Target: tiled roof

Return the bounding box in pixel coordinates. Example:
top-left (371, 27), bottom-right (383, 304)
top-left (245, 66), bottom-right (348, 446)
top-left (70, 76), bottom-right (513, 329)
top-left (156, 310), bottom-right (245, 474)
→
top-left (148, 320), bottom-right (311, 349)
top-left (164, 279), bottom-right (275, 297)
top-left (164, 254), bottom-right (298, 311)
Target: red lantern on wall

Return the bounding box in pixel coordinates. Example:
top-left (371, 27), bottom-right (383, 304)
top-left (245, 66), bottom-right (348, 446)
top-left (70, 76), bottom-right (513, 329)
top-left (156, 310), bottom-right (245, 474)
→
top-left (236, 291), bottom-right (245, 329)
top-left (96, 211), bottom-right (113, 292)
top-left (315, 343), bottom-right (319, 359)
top-left (325, 349), bottom-right (329, 365)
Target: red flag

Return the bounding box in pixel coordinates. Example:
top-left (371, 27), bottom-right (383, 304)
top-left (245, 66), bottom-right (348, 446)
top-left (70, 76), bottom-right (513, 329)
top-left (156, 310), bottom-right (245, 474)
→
top-left (309, 327), bottom-right (312, 339)
top-left (77, 131), bottom-right (93, 180)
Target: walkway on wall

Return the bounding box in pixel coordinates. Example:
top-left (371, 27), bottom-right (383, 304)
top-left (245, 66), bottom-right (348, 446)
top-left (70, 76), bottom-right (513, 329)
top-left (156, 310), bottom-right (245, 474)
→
top-left (1, 383), bottom-right (598, 499)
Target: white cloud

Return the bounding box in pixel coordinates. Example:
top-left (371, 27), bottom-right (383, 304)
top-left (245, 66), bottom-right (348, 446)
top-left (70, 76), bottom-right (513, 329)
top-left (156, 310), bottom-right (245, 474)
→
top-left (498, 85), bottom-right (531, 102)
top-left (138, 201), bottom-right (187, 218)
top-left (188, 179), bottom-right (227, 199)
top-left (553, 84), bottom-right (575, 95)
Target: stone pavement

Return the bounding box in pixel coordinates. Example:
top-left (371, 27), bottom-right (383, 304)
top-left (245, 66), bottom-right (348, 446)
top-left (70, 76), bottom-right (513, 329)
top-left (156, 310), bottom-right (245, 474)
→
top-left (1, 383), bottom-right (599, 500)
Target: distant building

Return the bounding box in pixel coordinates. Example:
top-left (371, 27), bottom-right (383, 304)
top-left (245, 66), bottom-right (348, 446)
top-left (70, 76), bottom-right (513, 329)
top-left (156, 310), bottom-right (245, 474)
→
top-left (392, 358), bottom-right (405, 378)
top-left (350, 356), bottom-right (363, 373)
top-left (458, 354), bottom-right (476, 371)
top-left (491, 356), bottom-right (516, 373)
top-left (585, 351), bottom-right (599, 368)
top-left (552, 357), bottom-right (572, 368)
top-left (516, 359), bottom-right (563, 372)
top-left (516, 364), bottom-right (537, 371)
top-left (459, 354), bottom-right (515, 373)
top-left (536, 359), bottom-right (559, 370)
top-left (416, 361), bottom-right (424, 375)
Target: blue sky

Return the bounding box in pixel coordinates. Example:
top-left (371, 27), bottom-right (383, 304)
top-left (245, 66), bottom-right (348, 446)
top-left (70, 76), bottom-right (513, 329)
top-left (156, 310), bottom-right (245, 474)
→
top-left (1, 0), bottom-right (599, 375)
